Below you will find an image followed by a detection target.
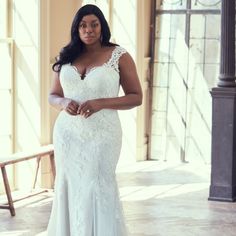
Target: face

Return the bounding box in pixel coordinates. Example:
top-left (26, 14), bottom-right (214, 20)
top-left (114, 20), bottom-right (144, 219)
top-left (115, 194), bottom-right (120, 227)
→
top-left (78, 14), bottom-right (102, 45)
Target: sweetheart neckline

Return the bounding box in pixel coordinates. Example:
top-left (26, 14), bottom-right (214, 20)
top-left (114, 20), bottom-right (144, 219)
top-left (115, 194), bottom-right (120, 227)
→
top-left (70, 64), bottom-right (106, 79)
top-left (69, 46), bottom-right (118, 79)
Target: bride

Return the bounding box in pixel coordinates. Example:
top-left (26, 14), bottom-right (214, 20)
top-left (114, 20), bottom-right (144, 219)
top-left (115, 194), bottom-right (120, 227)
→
top-left (47, 4), bottom-right (142, 236)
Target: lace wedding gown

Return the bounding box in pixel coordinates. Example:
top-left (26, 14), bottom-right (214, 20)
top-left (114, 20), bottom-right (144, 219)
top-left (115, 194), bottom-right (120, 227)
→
top-left (47, 46), bottom-right (128, 236)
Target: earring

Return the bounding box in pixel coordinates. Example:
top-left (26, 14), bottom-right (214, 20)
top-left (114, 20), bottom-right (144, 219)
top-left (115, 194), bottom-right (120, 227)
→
top-left (100, 35), bottom-right (103, 42)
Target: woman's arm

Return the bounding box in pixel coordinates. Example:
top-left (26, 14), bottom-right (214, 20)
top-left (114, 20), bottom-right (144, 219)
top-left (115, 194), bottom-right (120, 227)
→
top-left (100, 52), bottom-right (143, 109)
top-left (78, 52), bottom-right (143, 117)
top-left (48, 71), bottom-right (79, 116)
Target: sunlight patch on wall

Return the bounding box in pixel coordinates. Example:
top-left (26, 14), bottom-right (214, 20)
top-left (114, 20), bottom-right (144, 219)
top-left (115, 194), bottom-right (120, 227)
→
top-left (13, 0), bottom-right (39, 46)
top-left (13, 0), bottom-right (41, 191)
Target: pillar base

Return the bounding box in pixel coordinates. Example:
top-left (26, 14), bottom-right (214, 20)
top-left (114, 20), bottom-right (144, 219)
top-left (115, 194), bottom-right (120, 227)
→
top-left (209, 185), bottom-right (236, 202)
top-left (209, 87), bottom-right (236, 202)
top-left (218, 79), bottom-right (236, 88)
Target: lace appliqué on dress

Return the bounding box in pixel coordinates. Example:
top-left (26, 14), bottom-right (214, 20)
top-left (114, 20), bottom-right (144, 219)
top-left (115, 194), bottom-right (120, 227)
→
top-left (104, 46), bottom-right (127, 73)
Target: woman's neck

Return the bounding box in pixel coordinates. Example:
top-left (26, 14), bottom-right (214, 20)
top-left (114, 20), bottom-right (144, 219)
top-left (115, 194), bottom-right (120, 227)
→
top-left (83, 42), bottom-right (102, 53)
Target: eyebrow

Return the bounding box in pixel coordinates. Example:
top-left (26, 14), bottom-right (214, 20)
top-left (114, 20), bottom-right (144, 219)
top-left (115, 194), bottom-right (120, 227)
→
top-left (80, 19), bottom-right (99, 23)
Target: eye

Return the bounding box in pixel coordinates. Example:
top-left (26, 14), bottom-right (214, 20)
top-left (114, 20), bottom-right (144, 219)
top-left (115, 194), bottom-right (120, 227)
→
top-left (91, 23), bottom-right (99, 28)
top-left (79, 23), bottom-right (87, 29)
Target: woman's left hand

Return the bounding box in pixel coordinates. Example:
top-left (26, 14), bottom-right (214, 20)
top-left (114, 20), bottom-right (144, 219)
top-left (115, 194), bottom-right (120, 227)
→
top-left (77, 99), bottom-right (102, 118)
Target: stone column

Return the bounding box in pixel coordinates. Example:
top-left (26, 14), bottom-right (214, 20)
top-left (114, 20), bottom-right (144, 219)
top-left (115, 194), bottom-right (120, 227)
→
top-left (209, 0), bottom-right (236, 201)
top-left (217, 0), bottom-right (236, 87)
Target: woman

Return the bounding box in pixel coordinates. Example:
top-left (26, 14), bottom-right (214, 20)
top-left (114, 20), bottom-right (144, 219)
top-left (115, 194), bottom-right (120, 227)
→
top-left (47, 4), bottom-right (142, 236)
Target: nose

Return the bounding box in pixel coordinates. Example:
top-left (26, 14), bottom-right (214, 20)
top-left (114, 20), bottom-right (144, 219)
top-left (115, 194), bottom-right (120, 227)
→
top-left (86, 25), bottom-right (93, 34)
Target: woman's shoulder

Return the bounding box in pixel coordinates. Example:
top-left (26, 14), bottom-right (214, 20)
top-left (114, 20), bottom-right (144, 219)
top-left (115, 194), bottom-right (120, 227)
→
top-left (117, 47), bottom-right (136, 68)
top-left (113, 45), bottom-right (127, 54)
top-left (103, 44), bottom-right (127, 54)
top-left (107, 45), bottom-right (127, 61)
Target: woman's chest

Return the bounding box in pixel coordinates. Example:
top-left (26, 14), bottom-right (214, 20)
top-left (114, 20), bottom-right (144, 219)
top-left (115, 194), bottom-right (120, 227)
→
top-left (72, 51), bottom-right (112, 75)
top-left (60, 65), bottom-right (120, 97)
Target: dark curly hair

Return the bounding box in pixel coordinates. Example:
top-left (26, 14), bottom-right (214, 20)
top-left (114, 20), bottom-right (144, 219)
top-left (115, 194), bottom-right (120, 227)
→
top-left (52, 4), bottom-right (117, 72)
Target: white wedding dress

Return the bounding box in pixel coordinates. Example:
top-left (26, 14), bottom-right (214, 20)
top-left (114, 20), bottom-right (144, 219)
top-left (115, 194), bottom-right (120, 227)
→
top-left (47, 46), bottom-right (128, 236)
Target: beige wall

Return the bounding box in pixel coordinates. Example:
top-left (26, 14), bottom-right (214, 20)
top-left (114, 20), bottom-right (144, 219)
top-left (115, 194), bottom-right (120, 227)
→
top-left (49, 0), bottom-right (81, 61)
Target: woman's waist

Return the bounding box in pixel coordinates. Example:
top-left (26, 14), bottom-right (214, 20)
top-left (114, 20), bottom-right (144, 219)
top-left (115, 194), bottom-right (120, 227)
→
top-left (56, 109), bottom-right (120, 127)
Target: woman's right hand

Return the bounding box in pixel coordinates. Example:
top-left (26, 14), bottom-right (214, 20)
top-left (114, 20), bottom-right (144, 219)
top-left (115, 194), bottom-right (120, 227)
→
top-left (62, 98), bottom-right (80, 116)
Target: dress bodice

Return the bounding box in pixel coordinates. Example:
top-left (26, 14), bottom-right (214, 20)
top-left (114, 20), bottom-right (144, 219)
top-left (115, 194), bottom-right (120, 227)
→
top-left (59, 46), bottom-right (127, 103)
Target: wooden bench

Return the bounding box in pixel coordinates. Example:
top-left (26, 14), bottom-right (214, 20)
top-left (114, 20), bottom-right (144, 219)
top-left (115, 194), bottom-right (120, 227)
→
top-left (0, 144), bottom-right (55, 216)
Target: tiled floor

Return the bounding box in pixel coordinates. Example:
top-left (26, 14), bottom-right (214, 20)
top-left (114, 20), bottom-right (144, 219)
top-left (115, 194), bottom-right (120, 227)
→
top-left (1, 160), bottom-right (236, 236)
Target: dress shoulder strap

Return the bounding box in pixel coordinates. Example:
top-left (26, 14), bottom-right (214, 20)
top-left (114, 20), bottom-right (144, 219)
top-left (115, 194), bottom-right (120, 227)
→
top-left (106, 46), bottom-right (127, 73)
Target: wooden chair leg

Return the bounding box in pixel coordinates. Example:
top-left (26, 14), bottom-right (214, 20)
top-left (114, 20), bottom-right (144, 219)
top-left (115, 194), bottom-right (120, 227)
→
top-left (33, 157), bottom-right (41, 189)
top-left (1, 166), bottom-right (15, 216)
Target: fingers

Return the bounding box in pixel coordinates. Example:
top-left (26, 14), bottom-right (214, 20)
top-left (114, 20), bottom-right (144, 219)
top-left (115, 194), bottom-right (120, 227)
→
top-left (77, 103), bottom-right (86, 115)
top-left (83, 110), bottom-right (92, 118)
top-left (65, 100), bottom-right (96, 118)
top-left (66, 107), bottom-right (78, 115)
top-left (65, 100), bottom-right (92, 117)
top-left (70, 101), bottom-right (79, 110)
top-left (78, 107), bottom-right (93, 118)
top-left (65, 100), bottom-right (79, 116)
top-left (77, 103), bottom-right (93, 118)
